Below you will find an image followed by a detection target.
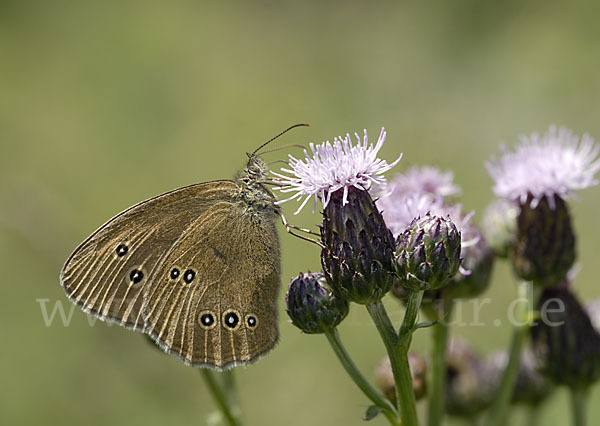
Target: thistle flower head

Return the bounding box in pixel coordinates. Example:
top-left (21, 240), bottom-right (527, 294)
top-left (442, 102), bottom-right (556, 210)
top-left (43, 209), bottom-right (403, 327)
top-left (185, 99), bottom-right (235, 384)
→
top-left (320, 187), bottom-right (396, 304)
top-left (395, 213), bottom-right (462, 291)
top-left (376, 165), bottom-right (463, 237)
top-left (377, 192), bottom-right (466, 238)
top-left (531, 286), bottom-right (600, 389)
top-left (285, 272), bottom-right (349, 334)
top-left (273, 127), bottom-right (402, 214)
top-left (486, 126), bottom-right (600, 208)
top-left (385, 166), bottom-right (461, 199)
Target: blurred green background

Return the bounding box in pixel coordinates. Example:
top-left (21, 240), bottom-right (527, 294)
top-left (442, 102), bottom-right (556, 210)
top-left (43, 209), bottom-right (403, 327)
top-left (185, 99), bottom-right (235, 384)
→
top-left (2, 1), bottom-right (600, 425)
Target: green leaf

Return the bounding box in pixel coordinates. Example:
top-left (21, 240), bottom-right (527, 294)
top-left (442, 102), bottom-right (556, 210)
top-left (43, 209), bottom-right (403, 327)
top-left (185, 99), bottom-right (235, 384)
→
top-left (364, 405), bottom-right (382, 421)
top-left (413, 320), bottom-right (438, 330)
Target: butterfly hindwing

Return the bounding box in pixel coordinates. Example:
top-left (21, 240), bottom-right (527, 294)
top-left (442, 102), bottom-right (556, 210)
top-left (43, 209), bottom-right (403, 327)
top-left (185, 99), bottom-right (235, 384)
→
top-left (59, 181), bottom-right (238, 330)
top-left (142, 199), bottom-right (281, 369)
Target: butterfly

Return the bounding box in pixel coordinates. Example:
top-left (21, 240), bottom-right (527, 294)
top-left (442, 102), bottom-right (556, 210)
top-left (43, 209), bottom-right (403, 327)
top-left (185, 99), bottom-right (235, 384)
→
top-left (60, 125), bottom-right (309, 370)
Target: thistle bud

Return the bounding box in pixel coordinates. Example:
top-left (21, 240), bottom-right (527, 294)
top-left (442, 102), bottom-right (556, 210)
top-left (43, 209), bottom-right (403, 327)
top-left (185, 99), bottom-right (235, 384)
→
top-left (482, 199), bottom-right (518, 258)
top-left (321, 187), bottom-right (396, 304)
top-left (395, 214), bottom-right (461, 291)
top-left (375, 353), bottom-right (427, 403)
top-left (286, 272), bottom-right (349, 334)
top-left (510, 195), bottom-right (576, 287)
top-left (482, 349), bottom-right (554, 406)
top-left (445, 338), bottom-right (492, 417)
top-left (445, 223), bottom-right (494, 299)
top-left (530, 286), bottom-right (600, 389)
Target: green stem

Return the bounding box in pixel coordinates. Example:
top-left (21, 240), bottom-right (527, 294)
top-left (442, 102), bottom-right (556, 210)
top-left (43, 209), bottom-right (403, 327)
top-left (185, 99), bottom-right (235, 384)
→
top-left (570, 387), bottom-right (589, 426)
top-left (399, 289), bottom-right (425, 339)
top-left (427, 298), bottom-right (453, 426)
top-left (484, 281), bottom-right (533, 426)
top-left (222, 370), bottom-right (243, 424)
top-left (367, 293), bottom-right (423, 426)
top-left (325, 328), bottom-right (400, 425)
top-left (200, 369), bottom-right (242, 426)
top-left (526, 403), bottom-right (542, 426)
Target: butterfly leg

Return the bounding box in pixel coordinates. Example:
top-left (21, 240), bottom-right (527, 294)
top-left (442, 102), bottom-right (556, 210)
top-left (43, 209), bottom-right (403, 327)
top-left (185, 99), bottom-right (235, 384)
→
top-left (279, 212), bottom-right (325, 248)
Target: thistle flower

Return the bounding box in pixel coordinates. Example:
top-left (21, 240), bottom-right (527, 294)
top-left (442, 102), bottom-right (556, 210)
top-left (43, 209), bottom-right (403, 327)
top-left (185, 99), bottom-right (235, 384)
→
top-left (375, 353), bottom-right (428, 403)
top-left (530, 286), bottom-right (600, 389)
top-left (395, 213), bottom-right (462, 291)
top-left (383, 165), bottom-right (460, 199)
top-left (378, 192), bottom-right (466, 239)
top-left (320, 186), bottom-right (397, 304)
top-left (274, 128), bottom-right (400, 304)
top-left (486, 126), bottom-right (598, 286)
top-left (286, 272), bottom-right (349, 334)
top-left (486, 126), bottom-right (600, 208)
top-left (511, 195), bottom-right (576, 286)
top-left (376, 165), bottom-right (463, 238)
top-left (273, 127), bottom-right (402, 214)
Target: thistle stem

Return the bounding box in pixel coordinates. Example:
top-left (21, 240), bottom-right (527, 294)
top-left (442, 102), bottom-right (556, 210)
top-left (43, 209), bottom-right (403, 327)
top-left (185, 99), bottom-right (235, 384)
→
top-left (200, 369), bottom-right (242, 426)
top-left (526, 403), bottom-right (542, 426)
top-left (324, 328), bottom-right (400, 425)
top-left (427, 298), bottom-right (453, 426)
top-left (367, 292), bottom-right (423, 426)
top-left (222, 370), bottom-right (243, 423)
top-left (484, 281), bottom-right (533, 426)
top-left (570, 387), bottom-right (589, 426)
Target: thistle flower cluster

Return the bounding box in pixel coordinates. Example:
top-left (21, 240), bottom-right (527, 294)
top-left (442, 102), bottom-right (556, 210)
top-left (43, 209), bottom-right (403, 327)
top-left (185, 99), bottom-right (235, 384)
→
top-left (272, 124), bottom-right (600, 426)
top-left (276, 128), bottom-right (464, 313)
top-left (486, 126), bottom-right (600, 397)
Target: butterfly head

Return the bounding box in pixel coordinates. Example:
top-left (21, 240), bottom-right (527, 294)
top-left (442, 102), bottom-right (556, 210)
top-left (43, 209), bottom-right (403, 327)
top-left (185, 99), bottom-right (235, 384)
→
top-left (242, 154), bottom-right (270, 183)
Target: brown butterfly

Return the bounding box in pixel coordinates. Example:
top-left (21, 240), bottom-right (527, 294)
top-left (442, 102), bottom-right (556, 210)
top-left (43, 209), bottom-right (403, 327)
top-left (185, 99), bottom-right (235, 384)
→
top-left (60, 125), bottom-right (309, 370)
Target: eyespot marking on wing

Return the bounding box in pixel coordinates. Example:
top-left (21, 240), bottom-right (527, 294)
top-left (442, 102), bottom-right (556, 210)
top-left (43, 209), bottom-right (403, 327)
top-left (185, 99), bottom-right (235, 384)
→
top-left (115, 243), bottom-right (128, 257)
top-left (183, 269), bottom-right (196, 284)
top-left (222, 309), bottom-right (241, 330)
top-left (198, 310), bottom-right (217, 330)
top-left (245, 314), bottom-right (258, 329)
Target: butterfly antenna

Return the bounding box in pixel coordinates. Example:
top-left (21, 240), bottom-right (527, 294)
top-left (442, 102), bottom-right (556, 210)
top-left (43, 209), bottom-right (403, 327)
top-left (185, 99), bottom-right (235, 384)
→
top-left (267, 159), bottom-right (290, 167)
top-left (259, 143), bottom-right (307, 157)
top-left (252, 123), bottom-right (310, 156)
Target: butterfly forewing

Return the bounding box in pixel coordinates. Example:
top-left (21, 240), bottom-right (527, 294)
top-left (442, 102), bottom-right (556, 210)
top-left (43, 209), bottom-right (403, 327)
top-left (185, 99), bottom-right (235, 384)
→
top-left (60, 181), bottom-right (238, 330)
top-left (142, 199), bottom-right (280, 369)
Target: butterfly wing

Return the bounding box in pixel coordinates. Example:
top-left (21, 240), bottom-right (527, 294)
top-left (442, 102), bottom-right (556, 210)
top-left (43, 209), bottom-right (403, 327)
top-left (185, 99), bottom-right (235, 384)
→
top-left (142, 199), bottom-right (281, 370)
top-left (60, 181), bottom-right (238, 330)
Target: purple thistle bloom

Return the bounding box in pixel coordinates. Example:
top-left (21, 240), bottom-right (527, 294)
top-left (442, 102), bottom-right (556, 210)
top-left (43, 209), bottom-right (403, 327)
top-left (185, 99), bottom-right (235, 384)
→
top-left (375, 165), bottom-right (464, 238)
top-left (385, 165), bottom-right (461, 199)
top-left (272, 127), bottom-right (402, 214)
top-left (377, 192), bottom-right (467, 238)
top-left (486, 126), bottom-right (600, 209)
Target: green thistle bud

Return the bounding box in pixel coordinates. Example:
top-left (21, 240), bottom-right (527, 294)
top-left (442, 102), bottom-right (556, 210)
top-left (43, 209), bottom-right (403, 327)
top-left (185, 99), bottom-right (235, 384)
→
top-left (375, 353), bottom-right (427, 403)
top-left (510, 195), bottom-right (576, 287)
top-left (445, 224), bottom-right (494, 299)
top-left (321, 187), bottom-right (396, 304)
top-left (286, 272), bottom-right (349, 334)
top-left (482, 199), bottom-right (518, 258)
top-left (530, 286), bottom-right (600, 389)
top-left (395, 214), bottom-right (461, 291)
